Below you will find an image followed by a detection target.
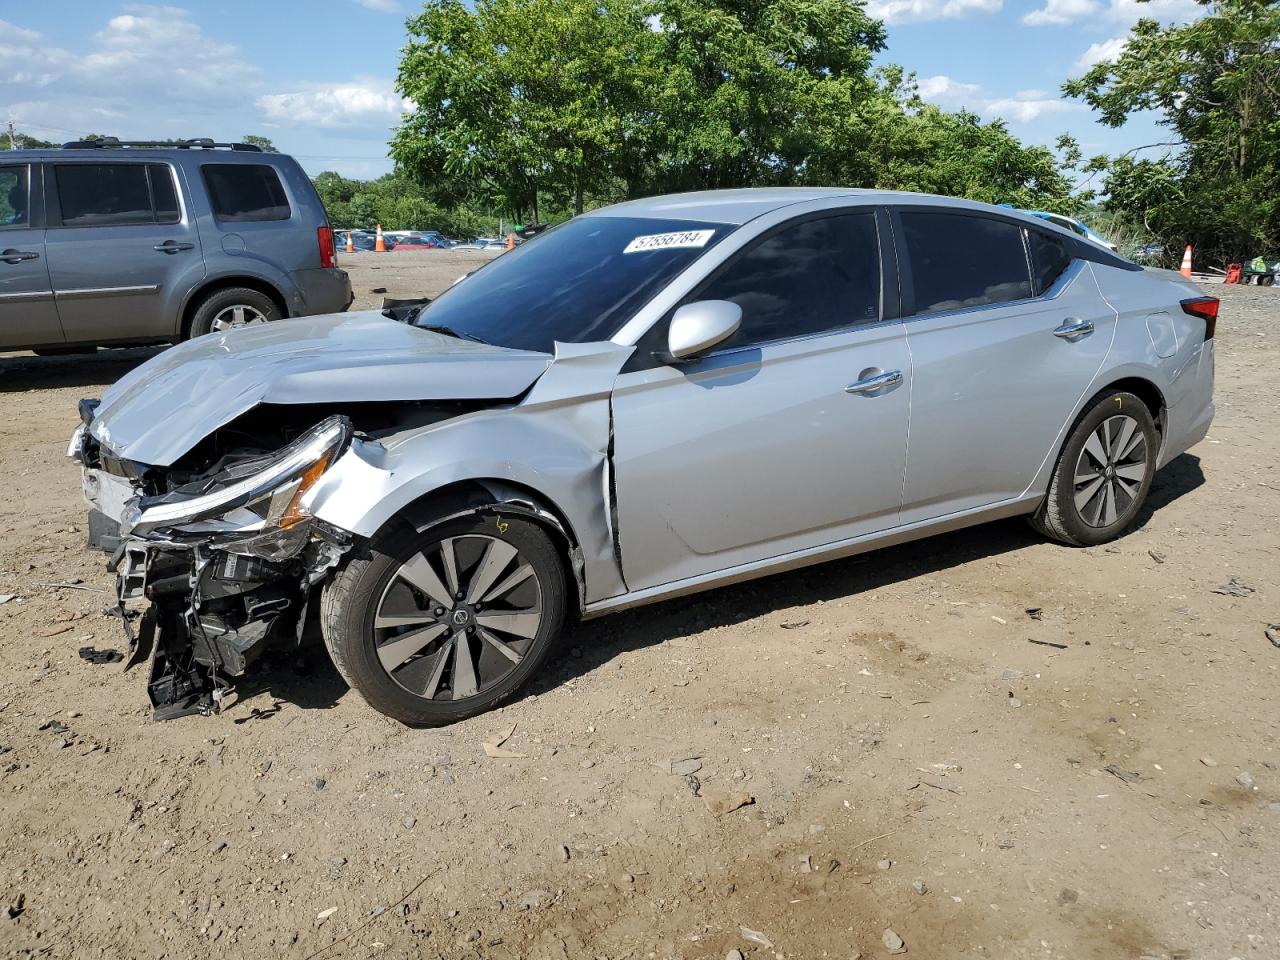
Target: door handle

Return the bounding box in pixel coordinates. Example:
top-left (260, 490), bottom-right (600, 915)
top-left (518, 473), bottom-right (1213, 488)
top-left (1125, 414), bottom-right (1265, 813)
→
top-left (153, 240), bottom-right (194, 254)
top-left (845, 369), bottom-right (903, 394)
top-left (1, 249), bottom-right (39, 264)
top-left (1053, 318), bottom-right (1094, 339)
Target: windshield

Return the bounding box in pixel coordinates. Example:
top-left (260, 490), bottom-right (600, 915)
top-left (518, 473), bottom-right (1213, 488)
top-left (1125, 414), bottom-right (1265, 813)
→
top-left (414, 215), bottom-right (731, 353)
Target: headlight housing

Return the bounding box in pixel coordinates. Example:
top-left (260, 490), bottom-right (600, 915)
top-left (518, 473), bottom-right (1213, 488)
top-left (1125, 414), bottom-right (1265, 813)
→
top-left (121, 416), bottom-right (352, 548)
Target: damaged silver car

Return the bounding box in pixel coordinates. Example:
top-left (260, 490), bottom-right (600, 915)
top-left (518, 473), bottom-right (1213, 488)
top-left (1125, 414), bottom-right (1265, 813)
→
top-left (71, 189), bottom-right (1217, 724)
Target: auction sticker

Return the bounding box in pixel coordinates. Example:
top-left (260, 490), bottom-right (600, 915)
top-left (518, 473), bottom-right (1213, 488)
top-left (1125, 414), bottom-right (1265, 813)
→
top-left (623, 229), bottom-right (715, 254)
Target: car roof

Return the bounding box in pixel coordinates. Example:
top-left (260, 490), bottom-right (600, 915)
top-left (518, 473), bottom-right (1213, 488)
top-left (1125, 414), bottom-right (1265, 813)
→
top-left (587, 188), bottom-right (1053, 226)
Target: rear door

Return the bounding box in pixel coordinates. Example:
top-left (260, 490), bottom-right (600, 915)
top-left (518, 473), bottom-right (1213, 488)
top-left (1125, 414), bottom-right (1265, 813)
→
top-left (0, 161), bottom-right (63, 349)
top-left (894, 208), bottom-right (1116, 522)
top-left (611, 209), bottom-right (911, 591)
top-left (44, 160), bottom-right (205, 344)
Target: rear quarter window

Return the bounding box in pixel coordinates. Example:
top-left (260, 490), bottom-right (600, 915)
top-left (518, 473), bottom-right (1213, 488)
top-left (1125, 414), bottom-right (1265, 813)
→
top-left (202, 163), bottom-right (291, 222)
top-left (1028, 230), bottom-right (1073, 294)
top-left (900, 211), bottom-right (1032, 314)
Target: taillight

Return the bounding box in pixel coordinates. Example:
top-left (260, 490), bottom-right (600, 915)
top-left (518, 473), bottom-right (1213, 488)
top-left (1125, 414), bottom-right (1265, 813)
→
top-left (1181, 296), bottom-right (1218, 340)
top-left (317, 226), bottom-right (336, 269)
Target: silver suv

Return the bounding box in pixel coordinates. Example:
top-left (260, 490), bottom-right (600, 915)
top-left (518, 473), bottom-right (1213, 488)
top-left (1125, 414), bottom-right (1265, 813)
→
top-left (1, 138), bottom-right (351, 354)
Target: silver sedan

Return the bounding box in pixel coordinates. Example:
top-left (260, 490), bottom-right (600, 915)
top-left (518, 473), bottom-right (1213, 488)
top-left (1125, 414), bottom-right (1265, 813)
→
top-left (73, 189), bottom-right (1216, 724)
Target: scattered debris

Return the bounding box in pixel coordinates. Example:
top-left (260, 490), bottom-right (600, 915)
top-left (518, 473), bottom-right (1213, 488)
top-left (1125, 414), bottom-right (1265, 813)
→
top-left (738, 925), bottom-right (773, 948)
top-left (1007, 693), bottom-right (1022, 708)
top-left (312, 777), bottom-right (327, 790)
top-left (1211, 576), bottom-right (1255, 598)
top-left (670, 756), bottom-right (703, 776)
top-left (1236, 771), bottom-right (1256, 790)
top-left (482, 723), bottom-right (526, 759)
top-left (912, 879), bottom-right (928, 895)
top-left (726, 951), bottom-right (745, 960)
top-left (1028, 639), bottom-right (1068, 650)
top-left (0, 594), bottom-right (16, 604)
top-left (519, 890), bottom-right (554, 910)
top-left (799, 854), bottom-right (814, 873)
top-left (315, 907), bottom-right (338, 926)
top-left (1267, 624), bottom-right (1280, 648)
top-left (882, 928), bottom-right (906, 954)
top-left (38, 719), bottom-right (68, 734)
top-left (1104, 764), bottom-right (1142, 784)
top-left (704, 790), bottom-right (754, 817)
top-left (402, 816), bottom-right (416, 829)
top-left (78, 645), bottom-right (123, 664)
top-left (877, 859), bottom-right (892, 871)
top-left (370, 286), bottom-right (388, 294)
top-left (991, 615), bottom-right (1007, 625)
top-left (1024, 607), bottom-right (1043, 620)
top-left (1000, 669), bottom-right (1024, 680)
top-left (6, 893), bottom-right (24, 920)
top-left (1057, 888), bottom-right (1079, 905)
top-left (1148, 549), bottom-right (1165, 564)
top-left (1200, 756), bottom-right (1218, 767)
top-left (781, 620), bottom-right (809, 629)
top-left (556, 844), bottom-right (571, 863)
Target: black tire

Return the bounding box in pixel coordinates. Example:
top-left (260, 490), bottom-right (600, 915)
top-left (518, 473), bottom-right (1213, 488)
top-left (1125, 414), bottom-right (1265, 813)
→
top-left (320, 513), bottom-right (567, 726)
top-left (1030, 389), bottom-right (1158, 546)
top-left (186, 286), bottom-right (282, 339)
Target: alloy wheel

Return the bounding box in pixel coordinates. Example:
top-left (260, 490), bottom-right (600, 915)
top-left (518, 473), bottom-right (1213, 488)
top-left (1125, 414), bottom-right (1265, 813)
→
top-left (210, 304), bottom-right (268, 331)
top-left (372, 534), bottom-right (543, 700)
top-left (1072, 414), bottom-right (1149, 527)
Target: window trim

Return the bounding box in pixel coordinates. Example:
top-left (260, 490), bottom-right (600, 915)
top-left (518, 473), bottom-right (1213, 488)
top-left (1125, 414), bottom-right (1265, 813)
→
top-left (624, 205), bottom-right (894, 370)
top-left (889, 206), bottom-right (1044, 321)
top-left (42, 159), bottom-right (183, 229)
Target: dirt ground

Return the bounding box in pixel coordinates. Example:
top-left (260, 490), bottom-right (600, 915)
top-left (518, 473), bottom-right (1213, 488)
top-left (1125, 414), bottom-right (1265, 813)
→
top-left (1, 254), bottom-right (1277, 960)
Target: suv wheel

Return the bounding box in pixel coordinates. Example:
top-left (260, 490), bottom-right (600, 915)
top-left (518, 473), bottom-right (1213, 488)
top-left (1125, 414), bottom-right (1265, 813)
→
top-left (321, 513), bottom-right (567, 726)
top-left (187, 287), bottom-right (281, 339)
top-left (1030, 389), bottom-right (1158, 546)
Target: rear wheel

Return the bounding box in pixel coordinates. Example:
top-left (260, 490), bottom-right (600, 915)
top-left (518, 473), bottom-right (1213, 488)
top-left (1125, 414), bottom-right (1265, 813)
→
top-left (321, 513), bottom-right (566, 726)
top-left (187, 287), bottom-right (281, 339)
top-left (1030, 390), bottom-right (1158, 546)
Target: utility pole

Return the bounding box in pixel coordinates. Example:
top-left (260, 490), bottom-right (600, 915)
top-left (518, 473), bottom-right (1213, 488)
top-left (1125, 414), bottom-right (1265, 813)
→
top-left (6, 116), bottom-right (16, 151)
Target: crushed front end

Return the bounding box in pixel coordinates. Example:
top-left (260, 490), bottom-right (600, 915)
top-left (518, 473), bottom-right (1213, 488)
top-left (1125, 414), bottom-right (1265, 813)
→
top-left (71, 407), bottom-right (353, 720)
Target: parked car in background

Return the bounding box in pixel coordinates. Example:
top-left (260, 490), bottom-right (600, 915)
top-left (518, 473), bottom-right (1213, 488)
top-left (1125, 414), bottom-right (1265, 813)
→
top-left (392, 231), bottom-right (445, 249)
top-left (339, 231), bottom-right (396, 252)
top-left (1019, 209), bottom-right (1119, 254)
top-left (0, 138), bottom-right (351, 354)
top-left (72, 189), bottom-right (1215, 725)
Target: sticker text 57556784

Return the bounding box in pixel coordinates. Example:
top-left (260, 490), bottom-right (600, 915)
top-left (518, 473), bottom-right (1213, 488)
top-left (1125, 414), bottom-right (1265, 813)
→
top-left (623, 229), bottom-right (715, 254)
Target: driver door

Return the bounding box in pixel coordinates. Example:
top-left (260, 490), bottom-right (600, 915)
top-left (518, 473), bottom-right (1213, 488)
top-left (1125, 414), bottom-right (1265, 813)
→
top-left (610, 209), bottom-right (911, 592)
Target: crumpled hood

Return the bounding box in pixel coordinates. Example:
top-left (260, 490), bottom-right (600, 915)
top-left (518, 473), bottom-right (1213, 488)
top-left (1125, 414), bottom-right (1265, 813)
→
top-left (90, 310), bottom-right (551, 466)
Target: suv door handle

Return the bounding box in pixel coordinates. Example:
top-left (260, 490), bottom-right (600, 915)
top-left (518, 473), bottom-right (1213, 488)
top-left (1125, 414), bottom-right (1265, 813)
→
top-left (1, 249), bottom-right (39, 264)
top-left (1053, 318), bottom-right (1094, 339)
top-left (153, 240), bottom-right (194, 254)
top-left (845, 369), bottom-right (903, 394)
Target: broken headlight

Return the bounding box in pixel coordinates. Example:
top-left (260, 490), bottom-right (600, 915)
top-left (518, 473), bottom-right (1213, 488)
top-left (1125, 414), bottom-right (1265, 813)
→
top-left (121, 416), bottom-right (352, 551)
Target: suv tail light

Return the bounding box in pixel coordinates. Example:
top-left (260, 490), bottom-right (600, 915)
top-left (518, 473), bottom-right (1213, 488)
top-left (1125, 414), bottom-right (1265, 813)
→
top-left (317, 226), bottom-right (336, 269)
top-left (1181, 296), bottom-right (1218, 340)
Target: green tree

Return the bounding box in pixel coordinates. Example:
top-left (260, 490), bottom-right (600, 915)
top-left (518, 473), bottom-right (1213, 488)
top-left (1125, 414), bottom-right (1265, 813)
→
top-left (241, 134), bottom-right (279, 152)
top-left (1, 129), bottom-right (55, 150)
top-left (1064, 0), bottom-right (1280, 263)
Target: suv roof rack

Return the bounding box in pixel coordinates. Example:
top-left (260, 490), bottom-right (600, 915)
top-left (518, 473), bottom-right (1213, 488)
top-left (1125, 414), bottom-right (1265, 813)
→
top-left (59, 137), bottom-right (263, 152)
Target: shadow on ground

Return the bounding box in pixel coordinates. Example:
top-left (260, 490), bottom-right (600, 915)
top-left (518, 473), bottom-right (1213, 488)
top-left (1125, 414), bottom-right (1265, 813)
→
top-left (0, 346), bottom-right (165, 394)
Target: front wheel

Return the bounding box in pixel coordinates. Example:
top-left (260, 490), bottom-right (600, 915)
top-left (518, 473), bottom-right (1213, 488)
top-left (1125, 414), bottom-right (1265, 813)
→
top-left (321, 513), bottom-right (566, 726)
top-left (1030, 390), bottom-right (1158, 546)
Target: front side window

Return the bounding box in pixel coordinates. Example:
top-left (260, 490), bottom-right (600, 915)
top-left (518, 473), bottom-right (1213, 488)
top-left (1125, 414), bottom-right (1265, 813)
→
top-left (415, 216), bottom-right (730, 353)
top-left (0, 165), bottom-right (29, 228)
top-left (695, 212), bottom-right (881, 351)
top-left (55, 163), bottom-right (159, 227)
top-left (901, 211), bottom-right (1032, 314)
top-left (202, 164), bottom-right (290, 222)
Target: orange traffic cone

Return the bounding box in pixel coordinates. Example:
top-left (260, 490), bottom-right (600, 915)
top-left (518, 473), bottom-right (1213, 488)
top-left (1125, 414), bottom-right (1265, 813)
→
top-left (345, 231), bottom-right (354, 253)
top-left (1180, 244), bottom-right (1193, 278)
top-left (375, 223), bottom-right (387, 253)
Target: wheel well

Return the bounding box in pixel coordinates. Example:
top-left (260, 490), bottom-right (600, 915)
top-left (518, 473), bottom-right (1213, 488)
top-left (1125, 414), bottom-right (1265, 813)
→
top-left (393, 479), bottom-right (586, 616)
top-left (1098, 377), bottom-right (1166, 434)
top-left (181, 277), bottom-right (289, 337)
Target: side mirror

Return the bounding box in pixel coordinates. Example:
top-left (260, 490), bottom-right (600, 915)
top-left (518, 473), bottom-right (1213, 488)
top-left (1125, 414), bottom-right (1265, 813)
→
top-left (666, 300), bottom-right (742, 361)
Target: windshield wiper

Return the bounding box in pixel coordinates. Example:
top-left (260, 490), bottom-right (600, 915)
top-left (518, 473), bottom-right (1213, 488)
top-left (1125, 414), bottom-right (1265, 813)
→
top-left (417, 324), bottom-right (490, 345)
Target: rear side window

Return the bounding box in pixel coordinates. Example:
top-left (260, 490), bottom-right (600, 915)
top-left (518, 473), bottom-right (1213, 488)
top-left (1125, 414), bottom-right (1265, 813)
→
top-left (55, 163), bottom-right (185, 227)
top-left (900, 212), bottom-right (1032, 314)
top-left (0, 165), bottom-right (29, 228)
top-left (202, 164), bottom-right (290, 222)
top-left (1029, 230), bottom-right (1073, 294)
top-left (696, 212), bottom-right (881, 350)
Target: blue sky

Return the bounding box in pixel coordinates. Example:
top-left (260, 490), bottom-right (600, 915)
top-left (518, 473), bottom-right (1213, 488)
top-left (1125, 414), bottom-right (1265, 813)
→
top-left (0, 0), bottom-right (1201, 182)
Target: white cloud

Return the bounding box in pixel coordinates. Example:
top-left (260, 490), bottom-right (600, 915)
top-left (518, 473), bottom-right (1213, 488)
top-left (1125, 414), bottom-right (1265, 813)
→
top-left (865, 0), bottom-right (1000, 25)
top-left (917, 74), bottom-right (1086, 123)
top-left (257, 79), bottom-right (412, 128)
top-left (1022, 0), bottom-right (1100, 26)
top-left (354, 0), bottom-right (399, 10)
top-left (1074, 35), bottom-right (1128, 69)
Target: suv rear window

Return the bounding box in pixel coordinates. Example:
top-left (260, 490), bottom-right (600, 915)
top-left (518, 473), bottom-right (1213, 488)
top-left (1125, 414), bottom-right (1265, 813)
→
top-left (900, 211), bottom-right (1032, 314)
top-left (202, 164), bottom-right (290, 222)
top-left (54, 163), bottom-right (181, 227)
